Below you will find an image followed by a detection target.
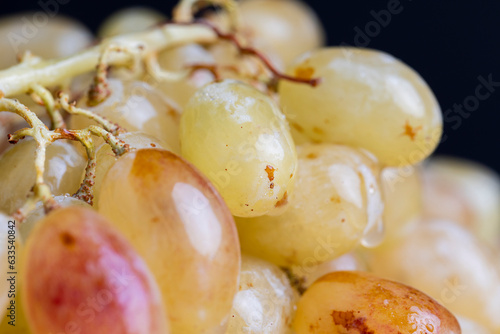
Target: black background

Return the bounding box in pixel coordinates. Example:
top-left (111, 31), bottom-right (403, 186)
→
top-left (2, 0), bottom-right (500, 173)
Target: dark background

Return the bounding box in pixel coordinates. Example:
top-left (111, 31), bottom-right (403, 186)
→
top-left (2, 0), bottom-right (500, 173)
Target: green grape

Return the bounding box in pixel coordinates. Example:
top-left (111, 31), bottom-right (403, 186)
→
top-left (365, 219), bottom-right (500, 332)
top-left (293, 271), bottom-right (461, 334)
top-left (20, 195), bottom-right (91, 242)
top-left (456, 315), bottom-right (492, 334)
top-left (422, 157), bottom-right (500, 246)
top-left (226, 255), bottom-right (297, 334)
top-left (236, 143), bottom-right (384, 267)
top-left (279, 47), bottom-right (442, 167)
top-left (210, 0), bottom-right (324, 66)
top-left (381, 165), bottom-right (423, 241)
top-left (98, 7), bottom-right (166, 38)
top-left (92, 132), bottom-right (168, 208)
top-left (180, 80), bottom-right (297, 217)
top-left (155, 44), bottom-right (216, 110)
top-left (98, 149), bottom-right (240, 333)
top-left (0, 139), bottom-right (87, 215)
top-left (23, 206), bottom-right (169, 334)
top-left (0, 14), bottom-right (93, 69)
top-left (70, 78), bottom-right (181, 153)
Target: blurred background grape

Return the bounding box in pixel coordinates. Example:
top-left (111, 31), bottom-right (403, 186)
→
top-left (1, 0), bottom-right (499, 173)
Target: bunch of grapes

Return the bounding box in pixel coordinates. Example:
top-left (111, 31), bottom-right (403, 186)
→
top-left (0, 0), bottom-right (499, 333)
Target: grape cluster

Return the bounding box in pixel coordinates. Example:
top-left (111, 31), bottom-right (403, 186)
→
top-left (0, 0), bottom-right (499, 333)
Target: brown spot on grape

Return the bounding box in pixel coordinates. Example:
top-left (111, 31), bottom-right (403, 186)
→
top-left (270, 182), bottom-right (274, 189)
top-left (275, 191), bottom-right (288, 207)
top-left (150, 143), bottom-right (156, 147)
top-left (265, 165), bottom-right (275, 181)
top-left (306, 153), bottom-right (317, 159)
top-left (60, 232), bottom-right (75, 248)
top-left (291, 122), bottom-right (304, 133)
top-left (290, 173), bottom-right (294, 178)
top-left (312, 127), bottom-right (324, 135)
top-left (401, 121), bottom-right (422, 141)
top-left (295, 66), bottom-right (315, 80)
top-left (331, 310), bottom-right (374, 334)
top-left (330, 196), bottom-right (341, 203)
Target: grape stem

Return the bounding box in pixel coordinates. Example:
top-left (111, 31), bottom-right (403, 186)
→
top-left (173, 0), bottom-right (240, 31)
top-left (28, 83), bottom-right (66, 129)
top-left (0, 24), bottom-right (217, 98)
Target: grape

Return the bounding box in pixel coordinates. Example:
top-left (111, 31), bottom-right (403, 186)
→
top-left (71, 78), bottom-right (181, 153)
top-left (22, 206), bottom-right (169, 334)
top-left (155, 44), bottom-right (216, 110)
top-left (0, 212), bottom-right (16, 317)
top-left (293, 271), bottom-right (461, 334)
top-left (20, 195), bottom-right (90, 241)
top-left (365, 219), bottom-right (500, 332)
top-left (98, 7), bottom-right (166, 38)
top-left (0, 14), bottom-right (93, 69)
top-left (92, 132), bottom-right (168, 208)
top-left (236, 143), bottom-right (384, 267)
top-left (0, 139), bottom-right (87, 215)
top-left (0, 290), bottom-right (31, 334)
top-left (235, 0), bottom-right (324, 66)
top-left (456, 315), bottom-right (492, 334)
top-left (180, 80), bottom-right (297, 217)
top-left (98, 148), bottom-right (240, 333)
top-left (422, 157), bottom-right (500, 245)
top-left (381, 165), bottom-right (422, 240)
top-left (289, 252), bottom-right (367, 291)
top-left (226, 255), bottom-right (297, 334)
top-left (279, 47), bottom-right (443, 167)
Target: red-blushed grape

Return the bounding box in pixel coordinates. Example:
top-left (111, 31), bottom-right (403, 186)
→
top-left (92, 132), bottom-right (168, 208)
top-left (22, 206), bottom-right (169, 334)
top-left (422, 157), bottom-right (500, 246)
top-left (236, 143), bottom-right (384, 267)
top-left (365, 219), bottom-right (500, 332)
top-left (71, 79), bottom-right (181, 153)
top-left (180, 80), bottom-right (297, 217)
top-left (0, 14), bottom-right (93, 69)
top-left (279, 47), bottom-right (442, 167)
top-left (98, 7), bottom-right (166, 38)
top-left (0, 139), bottom-right (87, 215)
top-left (226, 255), bottom-right (297, 334)
top-left (20, 195), bottom-right (91, 241)
top-left (293, 271), bottom-right (461, 334)
top-left (98, 149), bottom-right (240, 333)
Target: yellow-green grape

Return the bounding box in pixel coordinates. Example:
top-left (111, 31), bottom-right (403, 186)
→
top-left (0, 139), bottom-right (87, 215)
top-left (279, 47), bottom-right (443, 167)
top-left (226, 255), bottom-right (297, 334)
top-left (155, 44), bottom-right (216, 110)
top-left (23, 206), bottom-right (169, 334)
top-left (0, 14), bottom-right (93, 69)
top-left (237, 0), bottom-right (325, 66)
top-left (422, 157), bottom-right (500, 245)
top-left (0, 212), bottom-right (15, 318)
top-left (293, 271), bottom-right (461, 334)
top-left (381, 165), bottom-right (423, 240)
top-left (0, 290), bottom-right (31, 334)
top-left (98, 149), bottom-right (240, 333)
top-left (236, 143), bottom-right (384, 267)
top-left (20, 195), bottom-right (91, 241)
top-left (92, 132), bottom-right (167, 208)
top-left (180, 80), bottom-right (297, 217)
top-left (98, 7), bottom-right (166, 38)
top-left (289, 252), bottom-right (367, 291)
top-left (456, 315), bottom-right (493, 334)
top-left (365, 219), bottom-right (500, 332)
top-left (71, 79), bottom-right (181, 153)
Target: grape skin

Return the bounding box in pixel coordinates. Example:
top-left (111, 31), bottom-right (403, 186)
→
top-left (226, 255), bottom-right (297, 334)
top-left (22, 206), bottom-right (169, 334)
top-left (98, 149), bottom-right (240, 333)
top-left (0, 139), bottom-right (87, 215)
top-left (236, 143), bottom-right (383, 267)
top-left (279, 47), bottom-right (443, 167)
top-left (180, 80), bottom-right (297, 217)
